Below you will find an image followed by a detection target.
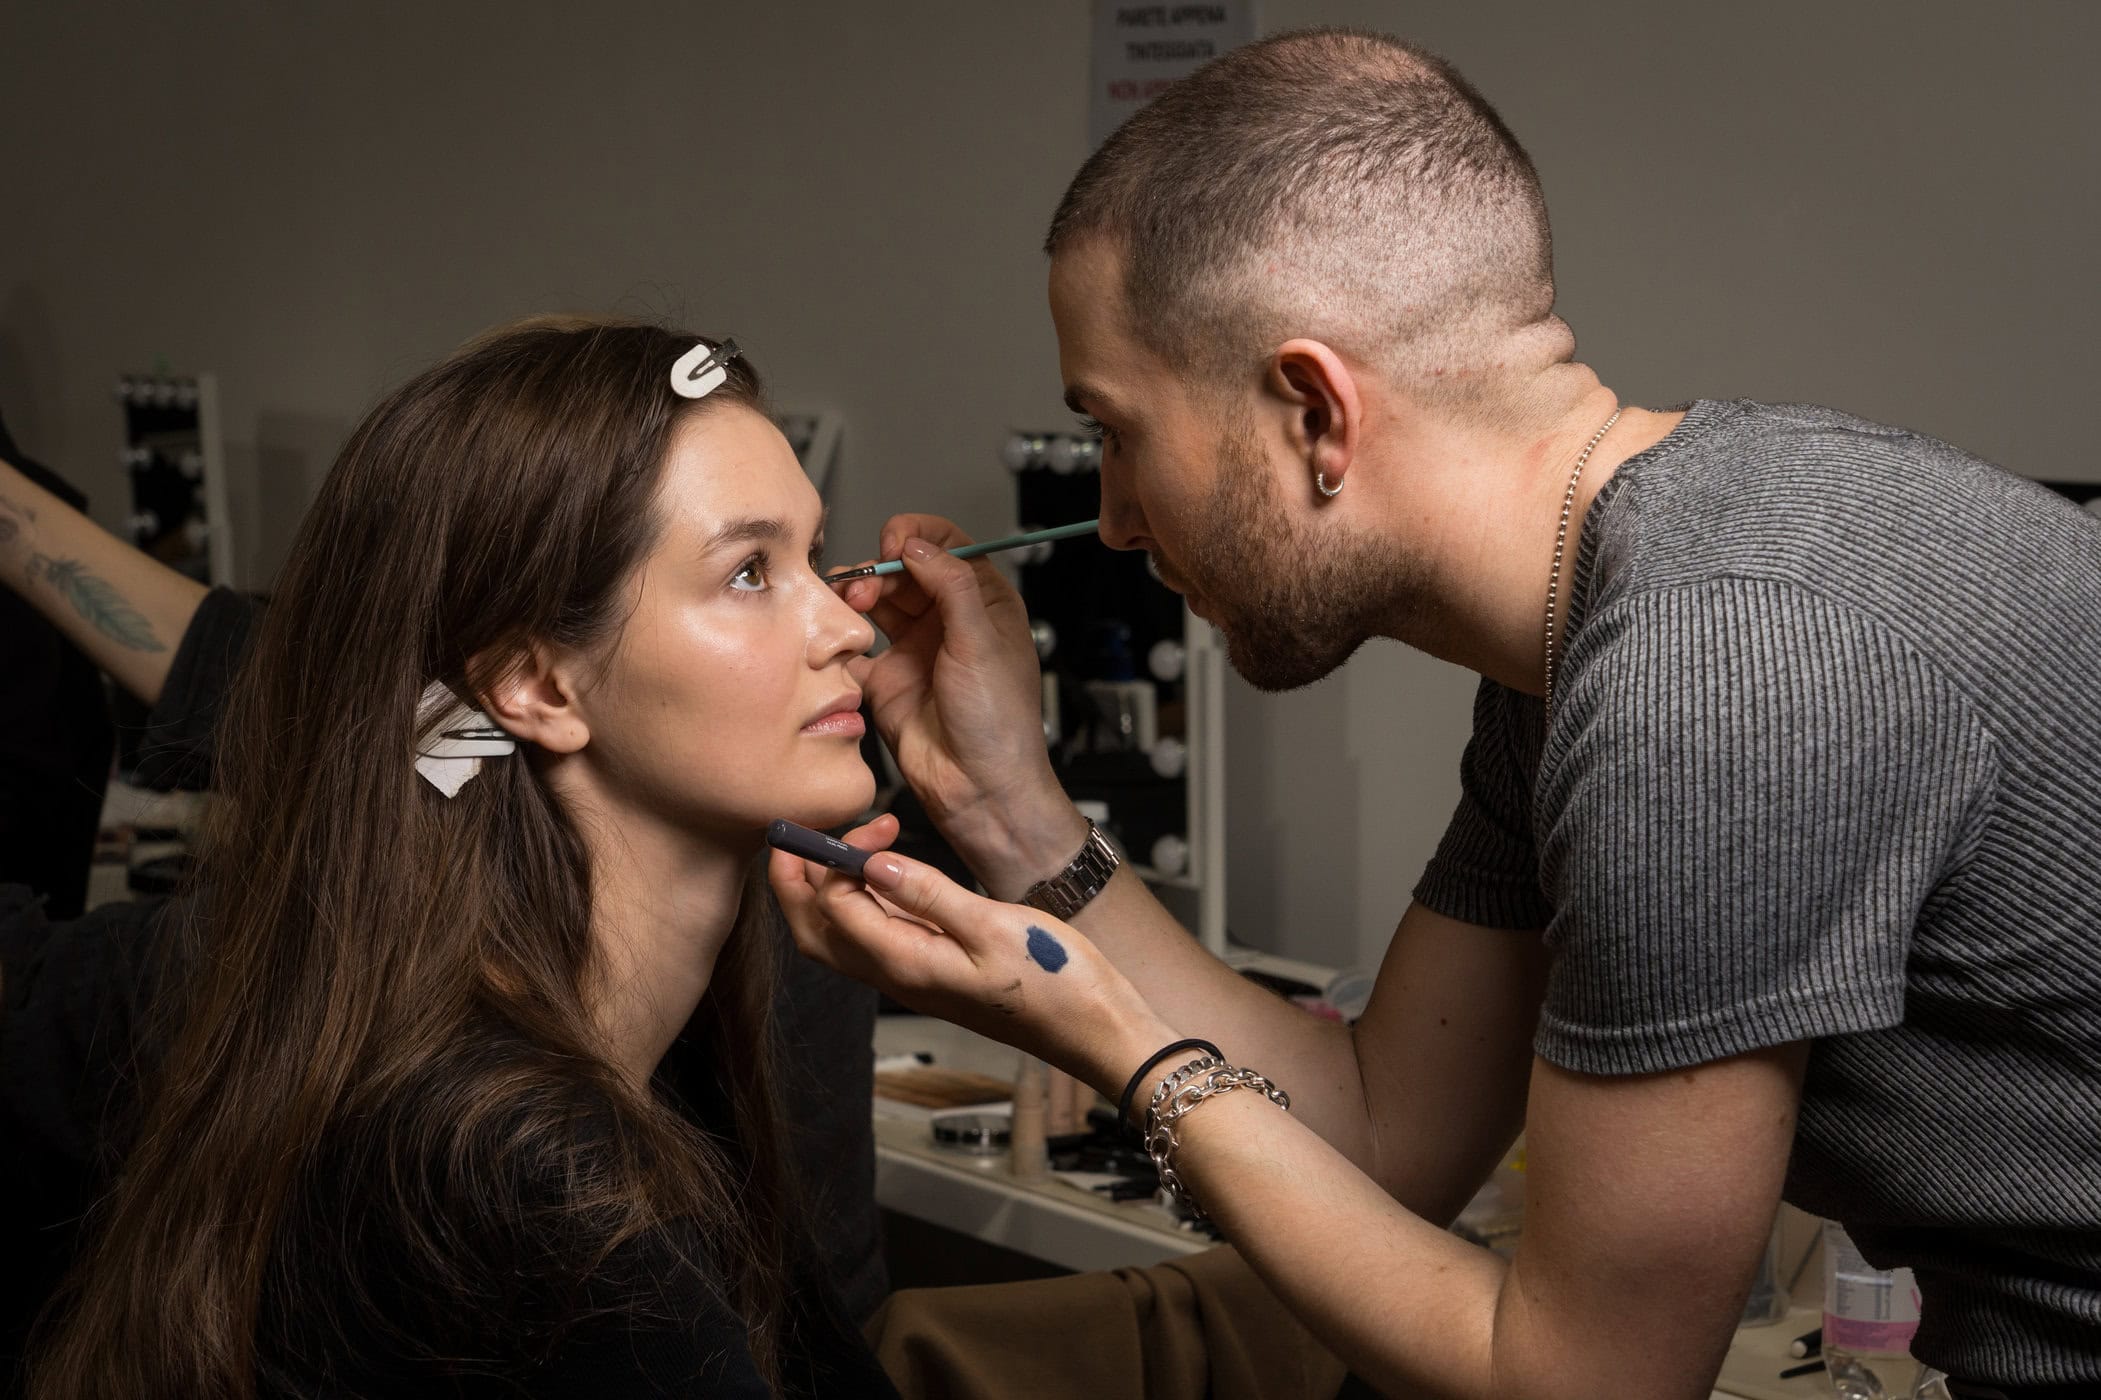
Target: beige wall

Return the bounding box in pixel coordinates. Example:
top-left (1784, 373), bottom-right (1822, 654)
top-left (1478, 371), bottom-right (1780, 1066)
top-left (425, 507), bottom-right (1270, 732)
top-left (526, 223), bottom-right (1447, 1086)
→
top-left (4, 2), bottom-right (2094, 969)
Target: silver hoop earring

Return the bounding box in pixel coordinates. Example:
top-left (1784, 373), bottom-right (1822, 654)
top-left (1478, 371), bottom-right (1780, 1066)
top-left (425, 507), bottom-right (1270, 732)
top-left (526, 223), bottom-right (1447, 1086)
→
top-left (1314, 471), bottom-right (1343, 498)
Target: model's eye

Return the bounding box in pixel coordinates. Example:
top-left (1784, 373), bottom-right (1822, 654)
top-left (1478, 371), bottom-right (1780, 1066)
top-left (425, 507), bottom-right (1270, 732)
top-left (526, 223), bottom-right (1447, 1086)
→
top-left (809, 538), bottom-right (827, 572)
top-left (1075, 415), bottom-right (1107, 442)
top-left (730, 553), bottom-right (769, 592)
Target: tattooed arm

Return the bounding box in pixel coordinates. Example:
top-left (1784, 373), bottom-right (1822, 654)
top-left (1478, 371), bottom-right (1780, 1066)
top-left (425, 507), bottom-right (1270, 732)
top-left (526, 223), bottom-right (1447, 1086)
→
top-left (0, 456), bottom-right (208, 707)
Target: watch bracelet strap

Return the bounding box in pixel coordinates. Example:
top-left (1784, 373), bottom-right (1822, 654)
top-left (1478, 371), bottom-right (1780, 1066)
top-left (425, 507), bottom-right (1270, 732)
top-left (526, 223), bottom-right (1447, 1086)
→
top-left (1018, 819), bottom-right (1120, 920)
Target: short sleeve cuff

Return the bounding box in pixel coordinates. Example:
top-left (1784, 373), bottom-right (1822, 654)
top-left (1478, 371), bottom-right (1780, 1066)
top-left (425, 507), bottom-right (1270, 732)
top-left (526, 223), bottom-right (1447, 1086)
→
top-left (1535, 980), bottom-right (1908, 1076)
top-left (1413, 861), bottom-right (1553, 931)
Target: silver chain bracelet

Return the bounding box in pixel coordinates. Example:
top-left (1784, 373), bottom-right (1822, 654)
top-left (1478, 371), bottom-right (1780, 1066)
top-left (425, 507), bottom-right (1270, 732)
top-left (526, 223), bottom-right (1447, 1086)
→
top-left (1141, 1057), bottom-right (1290, 1222)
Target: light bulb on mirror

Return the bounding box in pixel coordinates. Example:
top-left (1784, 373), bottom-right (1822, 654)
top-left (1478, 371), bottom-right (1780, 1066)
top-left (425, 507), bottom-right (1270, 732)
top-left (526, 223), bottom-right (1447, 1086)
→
top-left (1149, 834), bottom-right (1188, 877)
top-left (1001, 432), bottom-right (1050, 473)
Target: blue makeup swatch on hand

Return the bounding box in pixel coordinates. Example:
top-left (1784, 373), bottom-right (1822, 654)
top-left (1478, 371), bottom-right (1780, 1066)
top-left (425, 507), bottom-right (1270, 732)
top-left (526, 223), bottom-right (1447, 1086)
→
top-left (1025, 925), bottom-right (1069, 973)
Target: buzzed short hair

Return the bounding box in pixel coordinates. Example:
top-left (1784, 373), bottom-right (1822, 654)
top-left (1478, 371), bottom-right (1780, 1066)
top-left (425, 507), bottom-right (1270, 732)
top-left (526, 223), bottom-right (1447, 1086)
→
top-left (1048, 29), bottom-right (1559, 414)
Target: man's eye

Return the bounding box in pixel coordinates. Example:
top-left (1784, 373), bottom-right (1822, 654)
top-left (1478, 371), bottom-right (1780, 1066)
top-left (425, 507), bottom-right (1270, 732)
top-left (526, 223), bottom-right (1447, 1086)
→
top-left (1076, 415), bottom-right (1120, 451)
top-left (730, 554), bottom-right (769, 592)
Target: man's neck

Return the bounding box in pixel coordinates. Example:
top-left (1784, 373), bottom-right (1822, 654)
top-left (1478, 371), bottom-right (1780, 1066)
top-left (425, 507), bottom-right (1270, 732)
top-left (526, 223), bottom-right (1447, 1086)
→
top-left (1385, 381), bottom-right (1686, 694)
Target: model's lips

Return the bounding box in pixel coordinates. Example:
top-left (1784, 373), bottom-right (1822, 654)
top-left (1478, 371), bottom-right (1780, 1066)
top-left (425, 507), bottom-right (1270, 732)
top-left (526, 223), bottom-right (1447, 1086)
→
top-left (801, 692), bottom-right (866, 736)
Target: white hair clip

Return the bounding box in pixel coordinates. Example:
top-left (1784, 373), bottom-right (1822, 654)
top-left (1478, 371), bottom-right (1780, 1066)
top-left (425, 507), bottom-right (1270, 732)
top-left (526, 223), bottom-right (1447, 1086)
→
top-left (669, 337), bottom-right (742, 400)
top-left (414, 680), bottom-right (517, 798)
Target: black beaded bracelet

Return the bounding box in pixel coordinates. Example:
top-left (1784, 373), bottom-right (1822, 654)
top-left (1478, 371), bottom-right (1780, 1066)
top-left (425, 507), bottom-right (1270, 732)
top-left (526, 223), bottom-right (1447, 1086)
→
top-left (1116, 1038), bottom-right (1224, 1135)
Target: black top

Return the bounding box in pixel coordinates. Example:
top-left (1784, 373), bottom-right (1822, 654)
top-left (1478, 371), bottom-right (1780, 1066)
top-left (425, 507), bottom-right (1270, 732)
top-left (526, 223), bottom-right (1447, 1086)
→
top-left (0, 589), bottom-right (891, 1394)
top-left (1, 891), bottom-right (895, 1397)
top-left (256, 1038), bottom-right (897, 1399)
top-left (0, 410), bottom-right (115, 919)
top-left (264, 1220), bottom-right (887, 1399)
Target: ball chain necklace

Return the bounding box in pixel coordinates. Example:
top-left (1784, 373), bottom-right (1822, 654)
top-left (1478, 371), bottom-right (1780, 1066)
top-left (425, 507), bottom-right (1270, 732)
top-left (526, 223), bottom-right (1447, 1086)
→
top-left (1541, 406), bottom-right (1622, 718)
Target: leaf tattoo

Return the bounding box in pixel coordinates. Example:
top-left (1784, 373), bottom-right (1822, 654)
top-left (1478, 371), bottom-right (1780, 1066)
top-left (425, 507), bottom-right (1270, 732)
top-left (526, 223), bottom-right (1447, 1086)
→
top-left (28, 553), bottom-right (167, 652)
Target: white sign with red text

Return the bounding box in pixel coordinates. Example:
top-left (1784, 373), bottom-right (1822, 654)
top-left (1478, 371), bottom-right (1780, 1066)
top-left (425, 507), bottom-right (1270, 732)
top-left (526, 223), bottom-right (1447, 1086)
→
top-left (1089, 2), bottom-right (1259, 148)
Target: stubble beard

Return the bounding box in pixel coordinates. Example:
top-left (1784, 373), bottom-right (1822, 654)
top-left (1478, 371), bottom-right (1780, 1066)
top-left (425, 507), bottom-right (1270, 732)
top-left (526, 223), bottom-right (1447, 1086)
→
top-left (1178, 418), bottom-right (1429, 693)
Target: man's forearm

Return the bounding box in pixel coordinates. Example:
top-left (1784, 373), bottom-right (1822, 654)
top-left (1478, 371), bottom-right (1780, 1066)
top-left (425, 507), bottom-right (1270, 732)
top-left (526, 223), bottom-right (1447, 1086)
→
top-left (1178, 1089), bottom-right (1509, 1399)
top-left (941, 786), bottom-right (1381, 1170)
top-left (1167, 1046), bottom-right (1799, 1400)
top-left (0, 458), bottom-right (208, 706)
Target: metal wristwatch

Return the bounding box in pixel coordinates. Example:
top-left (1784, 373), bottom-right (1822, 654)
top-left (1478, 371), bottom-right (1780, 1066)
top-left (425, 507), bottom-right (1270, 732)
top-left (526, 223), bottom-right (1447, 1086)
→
top-left (1018, 820), bottom-right (1121, 920)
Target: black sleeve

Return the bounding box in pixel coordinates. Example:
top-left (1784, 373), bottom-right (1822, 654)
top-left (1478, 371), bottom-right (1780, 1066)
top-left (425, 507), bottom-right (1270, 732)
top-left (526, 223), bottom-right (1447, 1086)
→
top-left (0, 418), bottom-right (114, 919)
top-left (0, 885), bottom-right (171, 1171)
top-left (0, 887), bottom-right (173, 1380)
top-left (130, 586), bottom-right (260, 791)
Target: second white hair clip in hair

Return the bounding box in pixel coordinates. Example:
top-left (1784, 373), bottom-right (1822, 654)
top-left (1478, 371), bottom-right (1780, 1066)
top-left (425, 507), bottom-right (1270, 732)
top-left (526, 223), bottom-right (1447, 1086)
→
top-left (669, 337), bottom-right (741, 400)
top-left (414, 681), bottom-right (517, 798)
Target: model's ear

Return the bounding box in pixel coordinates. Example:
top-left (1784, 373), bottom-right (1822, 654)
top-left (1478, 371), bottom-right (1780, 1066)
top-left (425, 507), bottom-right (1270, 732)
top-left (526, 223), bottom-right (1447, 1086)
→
top-left (1268, 338), bottom-right (1362, 496)
top-left (476, 643), bottom-right (590, 755)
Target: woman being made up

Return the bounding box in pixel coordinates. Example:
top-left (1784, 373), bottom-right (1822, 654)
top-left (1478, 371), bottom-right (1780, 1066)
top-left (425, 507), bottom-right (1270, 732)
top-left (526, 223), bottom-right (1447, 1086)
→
top-left (28, 318), bottom-right (900, 1397)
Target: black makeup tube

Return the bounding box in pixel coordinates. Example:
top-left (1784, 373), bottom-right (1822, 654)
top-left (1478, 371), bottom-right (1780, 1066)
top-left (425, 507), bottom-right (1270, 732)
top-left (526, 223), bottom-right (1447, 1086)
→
top-left (766, 818), bottom-right (873, 878)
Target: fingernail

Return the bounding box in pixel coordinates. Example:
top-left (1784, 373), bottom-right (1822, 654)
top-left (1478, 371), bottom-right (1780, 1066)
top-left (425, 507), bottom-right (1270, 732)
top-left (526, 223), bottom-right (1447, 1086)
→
top-left (903, 538), bottom-right (939, 562)
top-left (866, 854), bottom-right (904, 886)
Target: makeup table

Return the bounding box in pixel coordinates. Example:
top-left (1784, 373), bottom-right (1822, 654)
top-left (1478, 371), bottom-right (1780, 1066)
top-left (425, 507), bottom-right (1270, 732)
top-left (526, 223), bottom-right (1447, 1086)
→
top-left (870, 1009), bottom-right (1831, 1400)
top-left (872, 1013), bottom-right (1210, 1273)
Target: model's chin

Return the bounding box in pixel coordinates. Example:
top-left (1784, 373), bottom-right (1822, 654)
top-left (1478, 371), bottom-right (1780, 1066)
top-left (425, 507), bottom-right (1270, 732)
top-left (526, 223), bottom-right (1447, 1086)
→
top-left (779, 757), bottom-right (878, 833)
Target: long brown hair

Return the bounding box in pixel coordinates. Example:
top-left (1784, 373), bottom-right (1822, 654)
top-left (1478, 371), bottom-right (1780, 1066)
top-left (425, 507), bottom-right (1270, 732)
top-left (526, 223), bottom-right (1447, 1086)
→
top-left (33, 318), bottom-right (798, 1397)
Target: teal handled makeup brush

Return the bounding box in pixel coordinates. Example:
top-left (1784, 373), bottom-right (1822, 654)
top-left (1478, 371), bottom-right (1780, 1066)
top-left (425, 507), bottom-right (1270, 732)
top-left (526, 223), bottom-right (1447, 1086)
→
top-left (823, 518), bottom-right (1100, 584)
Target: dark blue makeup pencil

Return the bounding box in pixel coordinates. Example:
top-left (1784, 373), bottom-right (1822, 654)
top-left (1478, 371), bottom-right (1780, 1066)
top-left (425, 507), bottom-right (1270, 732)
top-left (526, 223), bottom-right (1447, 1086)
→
top-left (766, 818), bottom-right (873, 878)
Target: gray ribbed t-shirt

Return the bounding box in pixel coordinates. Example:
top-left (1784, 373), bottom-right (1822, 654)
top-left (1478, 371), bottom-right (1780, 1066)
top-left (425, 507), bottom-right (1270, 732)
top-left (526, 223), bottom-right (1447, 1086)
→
top-left (1414, 400), bottom-right (2101, 1384)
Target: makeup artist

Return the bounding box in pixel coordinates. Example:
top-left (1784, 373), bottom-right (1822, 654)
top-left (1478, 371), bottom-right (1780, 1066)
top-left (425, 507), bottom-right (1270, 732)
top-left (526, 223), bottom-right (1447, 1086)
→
top-left (775, 28), bottom-right (2101, 1400)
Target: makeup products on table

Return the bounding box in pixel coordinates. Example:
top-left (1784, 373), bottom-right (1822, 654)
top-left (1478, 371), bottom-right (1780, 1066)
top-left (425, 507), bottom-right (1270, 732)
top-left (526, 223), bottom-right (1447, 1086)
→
top-left (1044, 1065), bottom-right (1095, 1136)
top-left (1010, 1055), bottom-right (1050, 1181)
top-left (930, 1112), bottom-right (1011, 1157)
top-left (822, 518), bottom-right (1100, 584)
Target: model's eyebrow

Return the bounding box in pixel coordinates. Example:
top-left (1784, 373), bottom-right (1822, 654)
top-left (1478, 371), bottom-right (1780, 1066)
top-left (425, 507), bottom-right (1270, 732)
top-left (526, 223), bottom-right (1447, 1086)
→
top-left (703, 508), bottom-right (827, 555)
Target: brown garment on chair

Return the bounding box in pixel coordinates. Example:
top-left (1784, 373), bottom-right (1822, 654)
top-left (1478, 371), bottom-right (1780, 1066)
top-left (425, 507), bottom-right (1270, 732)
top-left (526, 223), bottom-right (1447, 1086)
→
top-left (865, 1244), bottom-right (1347, 1400)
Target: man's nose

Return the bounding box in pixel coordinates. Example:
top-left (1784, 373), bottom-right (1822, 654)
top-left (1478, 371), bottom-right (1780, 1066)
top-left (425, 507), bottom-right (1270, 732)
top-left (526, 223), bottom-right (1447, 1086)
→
top-left (1096, 470), bottom-right (1148, 552)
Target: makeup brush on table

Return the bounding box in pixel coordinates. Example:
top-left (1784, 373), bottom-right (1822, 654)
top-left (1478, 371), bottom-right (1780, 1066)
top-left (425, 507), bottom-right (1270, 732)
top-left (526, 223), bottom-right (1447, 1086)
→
top-left (822, 519), bottom-right (1100, 584)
